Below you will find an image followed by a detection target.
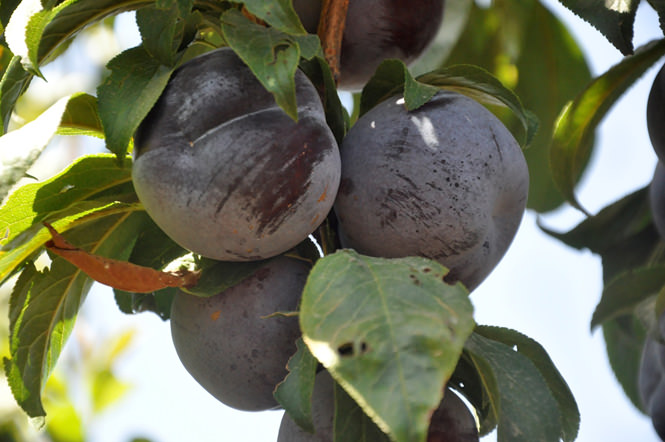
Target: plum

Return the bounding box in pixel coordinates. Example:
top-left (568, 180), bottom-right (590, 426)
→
top-left (639, 330), bottom-right (665, 440)
top-left (132, 47), bottom-right (340, 261)
top-left (648, 63), bottom-right (665, 162)
top-left (169, 256), bottom-right (310, 411)
top-left (293, 0), bottom-right (444, 90)
top-left (334, 91), bottom-right (529, 291)
top-left (277, 371), bottom-right (479, 441)
top-left (650, 162), bottom-right (665, 239)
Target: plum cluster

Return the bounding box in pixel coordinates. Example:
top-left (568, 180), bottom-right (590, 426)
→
top-left (640, 63), bottom-right (665, 441)
top-left (131, 6), bottom-right (528, 438)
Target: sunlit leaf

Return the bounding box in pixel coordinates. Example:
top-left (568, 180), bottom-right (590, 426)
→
top-left (300, 250), bottom-right (474, 442)
top-left (4, 213), bottom-right (145, 418)
top-left (551, 39), bottom-right (665, 213)
top-left (0, 93), bottom-right (101, 200)
top-left (90, 368), bottom-right (131, 413)
top-left (6, 0), bottom-right (152, 74)
top-left (0, 154), bottom-right (135, 283)
top-left (1, 0), bottom-right (153, 133)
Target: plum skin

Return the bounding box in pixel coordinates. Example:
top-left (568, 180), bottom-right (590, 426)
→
top-left (648, 63), bottom-right (665, 162)
top-left (169, 256), bottom-right (310, 411)
top-left (132, 48), bottom-right (340, 261)
top-left (293, 0), bottom-right (444, 90)
top-left (638, 314), bottom-right (665, 440)
top-left (277, 371), bottom-right (479, 441)
top-left (650, 162), bottom-right (665, 239)
top-left (334, 91), bottom-right (529, 291)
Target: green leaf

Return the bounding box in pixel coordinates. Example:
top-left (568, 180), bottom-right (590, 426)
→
top-left (0, 93), bottom-right (101, 200)
top-left (1, 0), bottom-right (154, 130)
top-left (4, 212), bottom-right (145, 418)
top-left (299, 56), bottom-right (348, 143)
top-left (113, 217), bottom-right (186, 319)
top-left (0, 154), bottom-right (135, 283)
top-left (274, 338), bottom-right (319, 434)
top-left (449, 351), bottom-right (497, 435)
top-left (300, 250), bottom-right (475, 442)
top-left (539, 187), bottom-right (652, 254)
top-left (6, 0), bottom-right (152, 74)
top-left (464, 332), bottom-right (562, 442)
top-left (241, 0), bottom-right (307, 35)
top-left (90, 368), bottom-right (131, 413)
top-left (1, 0), bottom-right (21, 32)
top-left (474, 326), bottom-right (580, 442)
top-left (97, 46), bottom-right (174, 158)
top-left (0, 55), bottom-right (31, 134)
top-left (417, 64), bottom-right (538, 147)
top-left (557, 0), bottom-right (639, 55)
top-left (649, 0), bottom-right (665, 35)
top-left (221, 9), bottom-right (320, 121)
top-left (602, 315), bottom-right (648, 411)
top-left (137, 1), bottom-right (190, 67)
top-left (551, 39), bottom-right (665, 213)
top-left (182, 257), bottom-right (274, 298)
top-left (334, 380), bottom-right (391, 442)
top-left (359, 59), bottom-right (439, 115)
top-left (591, 265), bottom-right (665, 329)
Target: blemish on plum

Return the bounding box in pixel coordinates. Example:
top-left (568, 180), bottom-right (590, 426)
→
top-left (210, 310), bottom-right (222, 321)
top-left (250, 121), bottom-right (328, 236)
top-left (339, 178), bottom-right (355, 196)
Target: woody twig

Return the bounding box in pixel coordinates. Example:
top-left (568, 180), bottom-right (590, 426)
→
top-left (317, 0), bottom-right (349, 85)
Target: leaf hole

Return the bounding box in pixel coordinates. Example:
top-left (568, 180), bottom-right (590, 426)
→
top-left (442, 272), bottom-right (458, 286)
top-left (337, 341), bottom-right (369, 358)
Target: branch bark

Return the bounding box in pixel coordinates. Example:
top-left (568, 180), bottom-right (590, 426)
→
top-left (317, 0), bottom-right (349, 84)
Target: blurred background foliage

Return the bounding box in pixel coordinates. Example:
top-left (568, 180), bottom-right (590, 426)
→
top-left (1, 15), bottom-right (145, 442)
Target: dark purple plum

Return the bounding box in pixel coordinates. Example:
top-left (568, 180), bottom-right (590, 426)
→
top-left (132, 48), bottom-right (340, 261)
top-left (170, 256), bottom-right (310, 411)
top-left (650, 162), bottom-right (665, 239)
top-left (277, 371), bottom-right (478, 441)
top-left (648, 63), bottom-right (665, 162)
top-left (293, 0), bottom-right (444, 90)
top-left (334, 91), bottom-right (529, 291)
top-left (639, 331), bottom-right (665, 440)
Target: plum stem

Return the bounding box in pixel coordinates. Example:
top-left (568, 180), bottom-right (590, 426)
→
top-left (317, 0), bottom-right (349, 85)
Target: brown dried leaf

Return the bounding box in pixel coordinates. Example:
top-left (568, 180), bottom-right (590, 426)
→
top-left (44, 223), bottom-right (199, 293)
